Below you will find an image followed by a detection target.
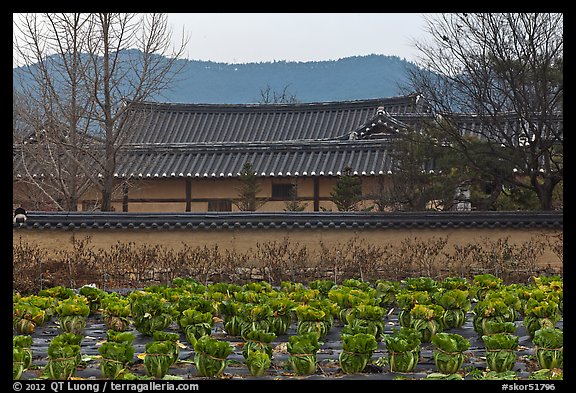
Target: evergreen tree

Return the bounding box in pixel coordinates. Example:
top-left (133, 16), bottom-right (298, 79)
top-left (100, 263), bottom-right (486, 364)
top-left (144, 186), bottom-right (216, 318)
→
top-left (233, 162), bottom-right (267, 211)
top-left (283, 184), bottom-right (307, 211)
top-left (330, 167), bottom-right (363, 211)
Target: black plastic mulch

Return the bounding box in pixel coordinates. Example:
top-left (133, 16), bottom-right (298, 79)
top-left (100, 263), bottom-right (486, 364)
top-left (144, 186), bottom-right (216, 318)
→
top-left (17, 308), bottom-right (561, 381)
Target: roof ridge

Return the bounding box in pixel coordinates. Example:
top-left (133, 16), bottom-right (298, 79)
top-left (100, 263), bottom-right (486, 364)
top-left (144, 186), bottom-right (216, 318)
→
top-left (127, 93), bottom-right (419, 111)
top-left (120, 138), bottom-right (394, 151)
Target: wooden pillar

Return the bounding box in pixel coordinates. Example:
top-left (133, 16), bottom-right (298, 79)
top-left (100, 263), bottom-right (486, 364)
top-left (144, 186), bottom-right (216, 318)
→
top-left (122, 184), bottom-right (129, 212)
top-left (313, 177), bottom-right (320, 211)
top-left (185, 178), bottom-right (192, 212)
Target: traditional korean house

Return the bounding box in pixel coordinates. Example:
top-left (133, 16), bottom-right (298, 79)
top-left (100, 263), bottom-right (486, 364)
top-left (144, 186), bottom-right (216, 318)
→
top-left (120, 93), bottom-right (435, 212)
top-left (26, 90), bottom-right (562, 213)
top-left (15, 93), bottom-right (440, 212)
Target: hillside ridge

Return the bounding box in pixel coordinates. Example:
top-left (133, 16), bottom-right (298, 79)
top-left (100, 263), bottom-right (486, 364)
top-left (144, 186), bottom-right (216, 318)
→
top-left (14, 52), bottom-right (418, 104)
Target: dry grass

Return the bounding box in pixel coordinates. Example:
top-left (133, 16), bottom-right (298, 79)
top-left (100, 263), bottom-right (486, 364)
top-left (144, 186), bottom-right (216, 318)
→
top-left (13, 233), bottom-right (563, 294)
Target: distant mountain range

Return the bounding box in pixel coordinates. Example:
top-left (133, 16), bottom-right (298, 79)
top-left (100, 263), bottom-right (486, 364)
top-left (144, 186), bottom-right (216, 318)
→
top-left (158, 54), bottom-right (418, 103)
top-left (14, 53), bottom-right (420, 104)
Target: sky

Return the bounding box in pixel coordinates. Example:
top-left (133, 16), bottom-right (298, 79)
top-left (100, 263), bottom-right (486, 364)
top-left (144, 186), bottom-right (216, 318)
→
top-left (166, 13), bottom-right (435, 64)
top-left (13, 13), bottom-right (437, 67)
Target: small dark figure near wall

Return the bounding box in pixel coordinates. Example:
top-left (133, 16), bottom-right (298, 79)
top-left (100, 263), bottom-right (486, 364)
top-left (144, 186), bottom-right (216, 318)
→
top-left (14, 206), bottom-right (27, 226)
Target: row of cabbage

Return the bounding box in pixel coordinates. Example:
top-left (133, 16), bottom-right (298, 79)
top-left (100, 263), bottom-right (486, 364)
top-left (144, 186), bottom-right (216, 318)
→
top-left (13, 274), bottom-right (563, 380)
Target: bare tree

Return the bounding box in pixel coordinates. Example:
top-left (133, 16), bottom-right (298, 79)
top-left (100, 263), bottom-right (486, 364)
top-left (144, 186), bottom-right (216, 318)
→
top-left (258, 83), bottom-right (299, 104)
top-left (14, 13), bottom-right (96, 210)
top-left (408, 13), bottom-right (563, 210)
top-left (13, 13), bottom-right (189, 211)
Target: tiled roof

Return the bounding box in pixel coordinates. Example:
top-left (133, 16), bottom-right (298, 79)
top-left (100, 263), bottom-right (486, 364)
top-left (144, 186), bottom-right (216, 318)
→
top-left (13, 211), bottom-right (563, 230)
top-left (123, 94), bottom-right (424, 144)
top-left (13, 139), bottom-right (402, 180)
top-left (15, 95), bottom-right (427, 179)
top-left (113, 140), bottom-right (398, 179)
top-left (26, 94), bottom-right (560, 180)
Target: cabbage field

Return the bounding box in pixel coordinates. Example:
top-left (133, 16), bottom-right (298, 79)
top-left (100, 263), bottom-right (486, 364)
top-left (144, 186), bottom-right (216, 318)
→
top-left (13, 274), bottom-right (563, 381)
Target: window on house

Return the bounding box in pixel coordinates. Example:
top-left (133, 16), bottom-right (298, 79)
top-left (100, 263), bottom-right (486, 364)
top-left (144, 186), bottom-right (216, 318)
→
top-left (272, 183), bottom-right (296, 199)
top-left (208, 199), bottom-right (232, 212)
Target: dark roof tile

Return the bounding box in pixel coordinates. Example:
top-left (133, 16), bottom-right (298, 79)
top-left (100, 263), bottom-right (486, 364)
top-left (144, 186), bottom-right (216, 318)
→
top-left (124, 95), bottom-right (421, 144)
top-left (13, 211), bottom-right (563, 231)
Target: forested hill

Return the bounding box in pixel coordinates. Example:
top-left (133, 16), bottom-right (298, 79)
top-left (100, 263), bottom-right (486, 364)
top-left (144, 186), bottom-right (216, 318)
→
top-left (13, 53), bottom-right (419, 104)
top-left (159, 54), bottom-right (418, 103)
